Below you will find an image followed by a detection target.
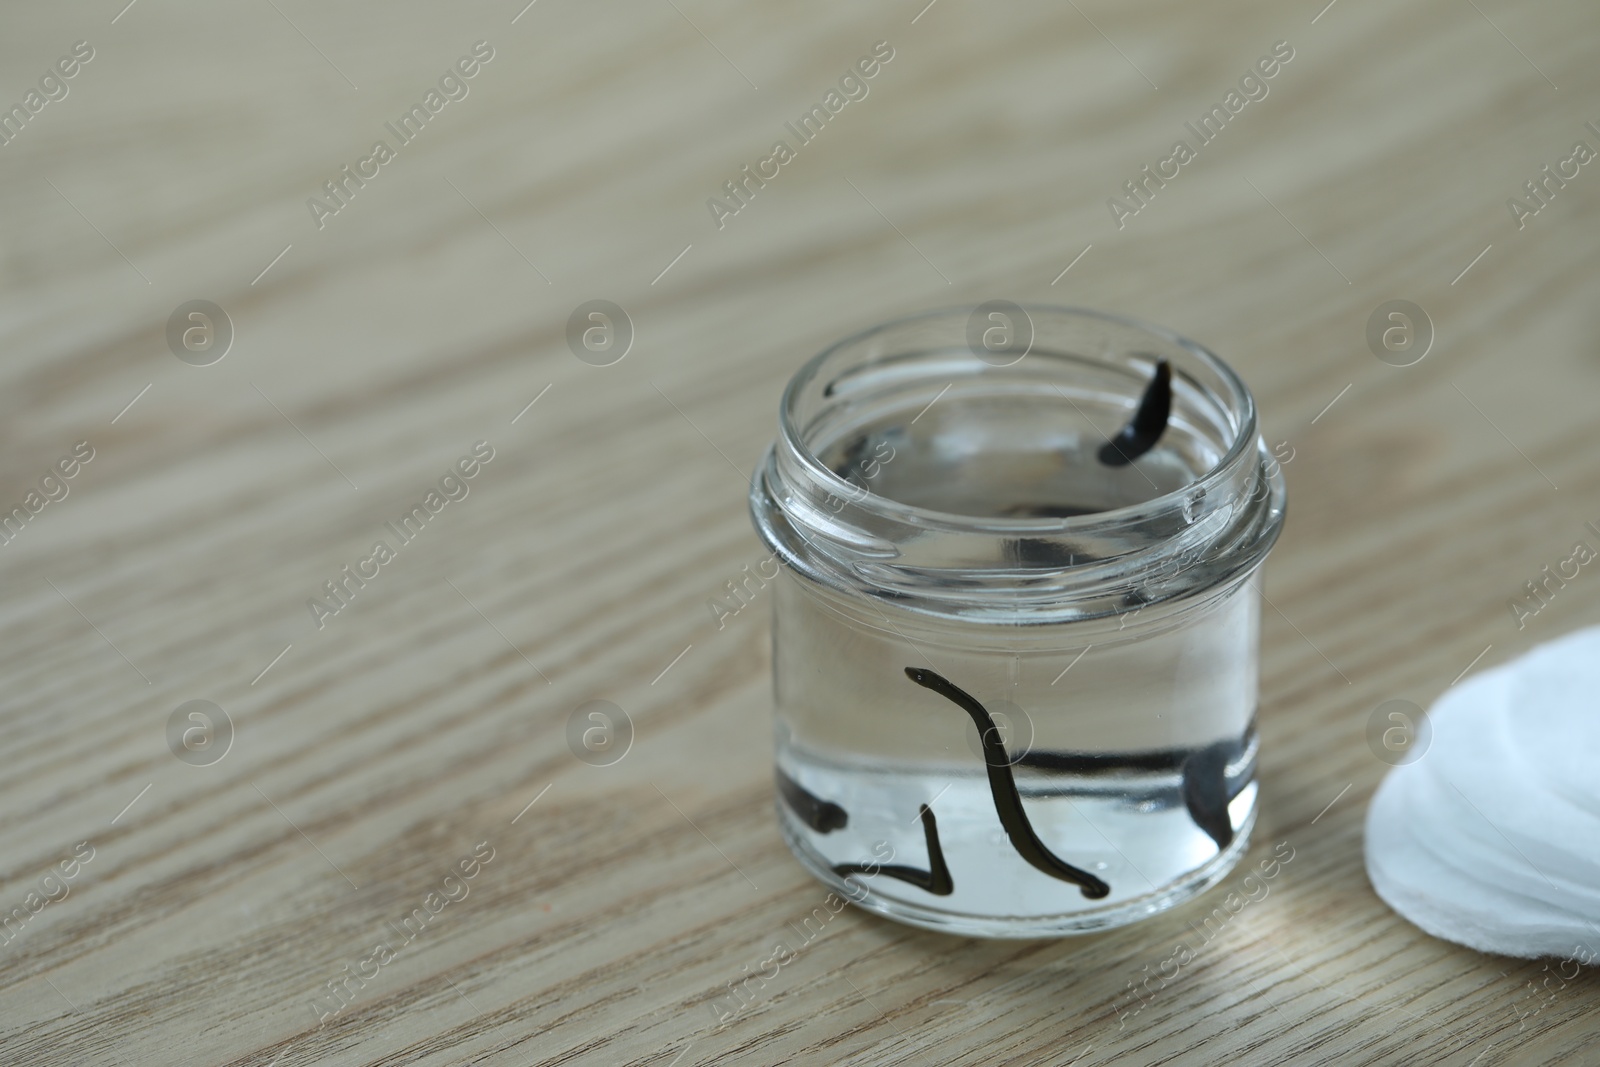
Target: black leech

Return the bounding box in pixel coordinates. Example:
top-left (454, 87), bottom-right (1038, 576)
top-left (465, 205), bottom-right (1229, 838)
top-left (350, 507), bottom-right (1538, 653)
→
top-left (778, 768), bottom-right (849, 833)
top-left (904, 667), bottom-right (1112, 899)
top-left (832, 803), bottom-right (953, 896)
top-left (1020, 749), bottom-right (1188, 774)
top-left (1180, 739), bottom-right (1246, 851)
top-left (1098, 359), bottom-right (1171, 467)
top-left (1007, 538), bottom-right (1079, 568)
top-left (1024, 724), bottom-right (1255, 849)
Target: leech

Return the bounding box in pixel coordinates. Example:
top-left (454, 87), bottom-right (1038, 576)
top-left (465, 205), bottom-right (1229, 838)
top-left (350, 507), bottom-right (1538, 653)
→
top-left (1020, 749), bottom-right (1189, 774)
top-left (904, 667), bottom-right (1111, 899)
top-left (1180, 739), bottom-right (1247, 851)
top-left (1098, 359), bottom-right (1171, 467)
top-left (777, 769), bottom-right (849, 833)
top-left (833, 803), bottom-right (953, 896)
top-left (1025, 725), bottom-right (1255, 848)
top-left (1019, 730), bottom-right (1252, 775)
top-left (1008, 537), bottom-right (1080, 568)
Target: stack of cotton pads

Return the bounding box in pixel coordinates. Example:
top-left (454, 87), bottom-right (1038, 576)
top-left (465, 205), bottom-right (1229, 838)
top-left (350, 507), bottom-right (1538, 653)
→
top-left (1365, 625), bottom-right (1600, 959)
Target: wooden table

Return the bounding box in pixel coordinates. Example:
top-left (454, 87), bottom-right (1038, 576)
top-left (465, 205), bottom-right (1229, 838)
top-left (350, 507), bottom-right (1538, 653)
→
top-left (3, 0), bottom-right (1596, 1063)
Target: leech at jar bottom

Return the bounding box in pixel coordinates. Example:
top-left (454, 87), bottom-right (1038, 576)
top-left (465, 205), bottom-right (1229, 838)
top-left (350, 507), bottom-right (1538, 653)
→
top-left (749, 306), bottom-right (1286, 938)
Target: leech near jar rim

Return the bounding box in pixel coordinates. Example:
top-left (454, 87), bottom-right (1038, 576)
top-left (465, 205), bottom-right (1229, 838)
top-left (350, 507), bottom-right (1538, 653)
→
top-left (749, 305), bottom-right (1287, 624)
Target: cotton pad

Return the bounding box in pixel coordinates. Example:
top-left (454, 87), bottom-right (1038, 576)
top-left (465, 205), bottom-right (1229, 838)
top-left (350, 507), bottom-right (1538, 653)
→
top-left (1364, 626), bottom-right (1600, 959)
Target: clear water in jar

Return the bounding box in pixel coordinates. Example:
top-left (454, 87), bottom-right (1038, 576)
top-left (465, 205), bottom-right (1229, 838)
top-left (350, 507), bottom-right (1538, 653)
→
top-left (769, 376), bottom-right (1261, 936)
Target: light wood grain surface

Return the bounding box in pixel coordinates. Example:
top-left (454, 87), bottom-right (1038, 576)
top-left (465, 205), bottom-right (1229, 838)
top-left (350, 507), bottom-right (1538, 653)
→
top-left (2, 0), bottom-right (1598, 1064)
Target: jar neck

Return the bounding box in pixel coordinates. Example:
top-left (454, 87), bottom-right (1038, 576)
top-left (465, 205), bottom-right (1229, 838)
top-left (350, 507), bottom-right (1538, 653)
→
top-left (750, 307), bottom-right (1286, 624)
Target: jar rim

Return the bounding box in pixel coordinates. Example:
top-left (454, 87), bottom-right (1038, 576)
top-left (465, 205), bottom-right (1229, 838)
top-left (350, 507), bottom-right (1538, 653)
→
top-left (776, 304), bottom-right (1260, 534)
top-left (754, 304), bottom-right (1286, 621)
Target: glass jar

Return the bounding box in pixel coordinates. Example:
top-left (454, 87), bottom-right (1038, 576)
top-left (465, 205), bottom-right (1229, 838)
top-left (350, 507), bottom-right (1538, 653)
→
top-left (749, 305), bottom-right (1286, 938)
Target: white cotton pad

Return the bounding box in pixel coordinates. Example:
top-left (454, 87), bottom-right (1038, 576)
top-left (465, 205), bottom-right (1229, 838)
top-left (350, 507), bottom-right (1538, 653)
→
top-left (1508, 626), bottom-right (1600, 819)
top-left (1364, 627), bottom-right (1600, 959)
top-left (1410, 667), bottom-right (1600, 908)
